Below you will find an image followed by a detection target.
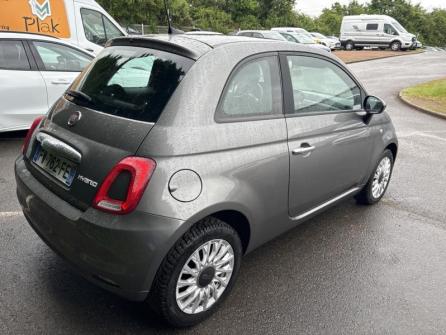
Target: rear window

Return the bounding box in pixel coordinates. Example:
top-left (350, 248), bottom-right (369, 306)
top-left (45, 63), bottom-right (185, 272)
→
top-left (69, 46), bottom-right (194, 123)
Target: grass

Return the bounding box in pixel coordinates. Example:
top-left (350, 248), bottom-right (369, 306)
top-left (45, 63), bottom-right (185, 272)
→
top-left (401, 78), bottom-right (446, 115)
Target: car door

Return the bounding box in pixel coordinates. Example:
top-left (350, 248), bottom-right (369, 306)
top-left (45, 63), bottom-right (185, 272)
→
top-left (383, 23), bottom-right (399, 45)
top-left (27, 40), bottom-right (93, 107)
top-left (365, 23), bottom-right (381, 45)
top-left (280, 53), bottom-right (374, 219)
top-left (0, 39), bottom-right (47, 131)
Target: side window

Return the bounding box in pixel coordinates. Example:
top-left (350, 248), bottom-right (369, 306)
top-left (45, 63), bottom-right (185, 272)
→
top-left (253, 33), bottom-right (264, 39)
top-left (103, 15), bottom-right (124, 39)
top-left (81, 8), bottom-right (123, 46)
top-left (286, 55), bottom-right (361, 115)
top-left (0, 40), bottom-right (30, 70)
top-left (366, 23), bottom-right (379, 31)
top-left (384, 24), bottom-right (398, 35)
top-left (217, 56), bottom-right (282, 121)
top-left (33, 41), bottom-right (92, 72)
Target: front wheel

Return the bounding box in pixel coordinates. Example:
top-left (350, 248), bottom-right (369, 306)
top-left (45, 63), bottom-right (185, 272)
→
top-left (356, 149), bottom-right (394, 205)
top-left (148, 217), bottom-right (242, 327)
top-left (390, 41), bottom-right (401, 51)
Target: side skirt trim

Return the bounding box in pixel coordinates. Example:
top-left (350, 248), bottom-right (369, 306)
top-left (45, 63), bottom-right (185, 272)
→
top-left (290, 187), bottom-right (361, 221)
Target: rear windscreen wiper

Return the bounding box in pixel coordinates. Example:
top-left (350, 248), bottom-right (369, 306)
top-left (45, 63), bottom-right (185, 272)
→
top-left (65, 89), bottom-right (92, 104)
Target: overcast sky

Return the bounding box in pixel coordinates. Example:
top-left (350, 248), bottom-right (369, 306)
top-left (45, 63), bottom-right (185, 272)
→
top-left (295, 0), bottom-right (446, 17)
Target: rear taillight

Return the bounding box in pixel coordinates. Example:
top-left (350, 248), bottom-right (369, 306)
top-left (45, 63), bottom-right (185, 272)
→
top-left (93, 157), bottom-right (156, 215)
top-left (22, 116), bottom-right (45, 155)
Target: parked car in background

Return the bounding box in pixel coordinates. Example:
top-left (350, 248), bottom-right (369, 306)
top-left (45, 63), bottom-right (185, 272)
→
top-left (125, 26), bottom-right (143, 35)
top-left (310, 32), bottom-right (341, 50)
top-left (0, 0), bottom-right (126, 54)
top-left (0, 32), bottom-right (93, 132)
top-left (15, 34), bottom-right (397, 327)
top-left (279, 31), bottom-right (331, 52)
top-left (236, 30), bottom-right (287, 41)
top-left (340, 15), bottom-right (417, 51)
top-left (327, 35), bottom-right (340, 41)
top-left (271, 27), bottom-right (314, 40)
top-left (185, 31), bottom-right (223, 36)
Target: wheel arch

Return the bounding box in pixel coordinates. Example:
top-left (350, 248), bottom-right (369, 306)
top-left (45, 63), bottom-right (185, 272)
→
top-left (390, 39), bottom-right (402, 46)
top-left (182, 203), bottom-right (253, 254)
top-left (143, 203), bottom-right (252, 295)
top-left (386, 142), bottom-right (398, 160)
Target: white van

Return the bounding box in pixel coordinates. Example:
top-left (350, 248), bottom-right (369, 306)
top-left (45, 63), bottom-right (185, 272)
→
top-left (0, 0), bottom-right (126, 54)
top-left (340, 15), bottom-right (417, 51)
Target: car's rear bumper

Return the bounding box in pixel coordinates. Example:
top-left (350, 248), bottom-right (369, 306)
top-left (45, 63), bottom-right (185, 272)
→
top-left (15, 156), bottom-right (184, 301)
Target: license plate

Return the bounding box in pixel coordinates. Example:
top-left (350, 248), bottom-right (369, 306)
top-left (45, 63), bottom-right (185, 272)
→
top-left (32, 144), bottom-right (77, 186)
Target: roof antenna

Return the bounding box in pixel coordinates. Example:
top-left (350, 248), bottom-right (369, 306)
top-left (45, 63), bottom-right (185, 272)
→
top-left (163, 0), bottom-right (184, 35)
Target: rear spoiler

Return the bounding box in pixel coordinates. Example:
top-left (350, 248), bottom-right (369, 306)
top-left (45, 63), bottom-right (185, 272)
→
top-left (106, 36), bottom-right (206, 60)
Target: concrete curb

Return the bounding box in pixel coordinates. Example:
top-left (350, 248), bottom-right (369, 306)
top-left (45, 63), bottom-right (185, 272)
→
top-left (398, 92), bottom-right (446, 120)
top-left (342, 50), bottom-right (425, 64)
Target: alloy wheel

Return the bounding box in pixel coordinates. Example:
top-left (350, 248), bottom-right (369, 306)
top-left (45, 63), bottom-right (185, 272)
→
top-left (371, 156), bottom-right (392, 199)
top-left (175, 239), bottom-right (234, 314)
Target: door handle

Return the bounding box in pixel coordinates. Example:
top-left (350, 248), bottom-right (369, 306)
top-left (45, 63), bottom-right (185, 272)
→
top-left (292, 144), bottom-right (316, 156)
top-left (51, 79), bottom-right (71, 85)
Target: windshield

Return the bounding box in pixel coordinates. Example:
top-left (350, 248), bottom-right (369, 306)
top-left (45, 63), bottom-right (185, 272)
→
top-left (263, 31), bottom-right (287, 41)
top-left (391, 20), bottom-right (408, 33)
top-left (292, 33), bottom-right (315, 44)
top-left (281, 33), bottom-right (298, 43)
top-left (68, 46), bottom-right (194, 123)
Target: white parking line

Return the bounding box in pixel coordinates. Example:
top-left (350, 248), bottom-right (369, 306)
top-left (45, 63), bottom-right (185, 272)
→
top-left (0, 211), bottom-right (23, 218)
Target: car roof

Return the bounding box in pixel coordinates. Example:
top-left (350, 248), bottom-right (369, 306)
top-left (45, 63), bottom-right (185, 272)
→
top-left (238, 30), bottom-right (276, 33)
top-left (184, 31), bottom-right (223, 35)
top-left (0, 31), bottom-right (95, 57)
top-left (0, 31), bottom-right (62, 41)
top-left (107, 34), bottom-right (334, 61)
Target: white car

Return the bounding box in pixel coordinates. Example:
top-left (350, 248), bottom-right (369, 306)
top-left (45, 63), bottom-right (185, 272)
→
top-left (0, 32), bottom-right (94, 132)
top-left (310, 32), bottom-right (341, 50)
top-left (278, 31), bottom-right (331, 53)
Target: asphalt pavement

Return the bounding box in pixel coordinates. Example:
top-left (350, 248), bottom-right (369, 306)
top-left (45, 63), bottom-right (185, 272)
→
top-left (1, 51), bottom-right (446, 335)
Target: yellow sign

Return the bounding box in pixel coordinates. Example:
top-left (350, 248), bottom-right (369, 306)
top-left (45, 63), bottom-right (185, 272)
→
top-left (0, 0), bottom-right (70, 38)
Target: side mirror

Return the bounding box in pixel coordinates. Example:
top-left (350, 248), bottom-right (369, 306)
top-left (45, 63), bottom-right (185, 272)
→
top-left (364, 95), bottom-right (386, 114)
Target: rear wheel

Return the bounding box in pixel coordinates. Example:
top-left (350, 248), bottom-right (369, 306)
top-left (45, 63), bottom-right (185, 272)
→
top-left (356, 149), bottom-right (394, 205)
top-left (390, 41), bottom-right (401, 51)
top-left (148, 217), bottom-right (242, 327)
top-left (345, 41), bottom-right (354, 51)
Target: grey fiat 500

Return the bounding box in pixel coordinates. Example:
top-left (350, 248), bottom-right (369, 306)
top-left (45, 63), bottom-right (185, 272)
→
top-left (15, 35), bottom-right (398, 327)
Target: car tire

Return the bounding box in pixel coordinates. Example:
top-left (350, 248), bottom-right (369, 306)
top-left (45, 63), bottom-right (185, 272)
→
top-left (345, 41), bottom-right (354, 51)
top-left (390, 41), bottom-right (401, 51)
top-left (356, 149), bottom-right (394, 205)
top-left (147, 217), bottom-right (242, 327)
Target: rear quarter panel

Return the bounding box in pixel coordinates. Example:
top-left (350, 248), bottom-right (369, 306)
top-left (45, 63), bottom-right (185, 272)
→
top-left (136, 43), bottom-right (296, 252)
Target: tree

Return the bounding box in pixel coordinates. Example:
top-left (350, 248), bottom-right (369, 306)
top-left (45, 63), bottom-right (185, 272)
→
top-left (191, 7), bottom-right (234, 33)
top-left (96, 0), bottom-right (446, 46)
